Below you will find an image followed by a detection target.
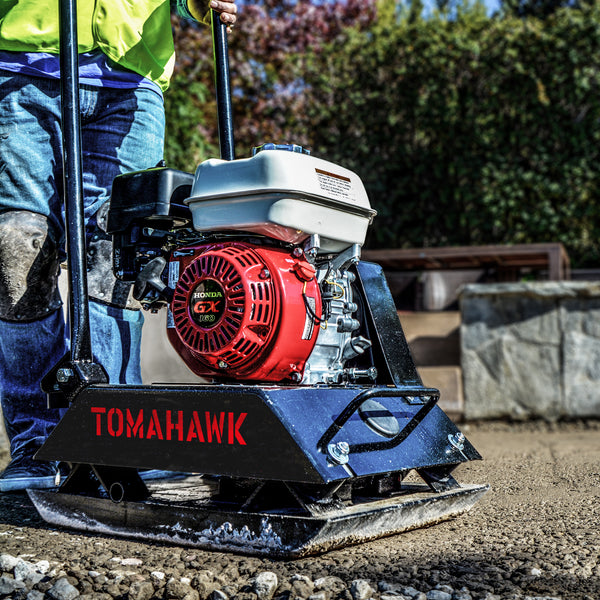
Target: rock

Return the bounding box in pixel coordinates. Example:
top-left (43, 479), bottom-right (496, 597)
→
top-left (35, 561), bottom-right (50, 575)
top-left (14, 559), bottom-right (35, 580)
top-left (166, 578), bottom-right (200, 600)
top-left (121, 558), bottom-right (143, 567)
top-left (0, 575), bottom-right (27, 596)
top-left (433, 587), bottom-right (453, 596)
top-left (104, 583), bottom-right (121, 597)
top-left (290, 574), bottom-right (314, 599)
top-left (314, 576), bottom-right (347, 599)
top-left (350, 580), bottom-right (374, 600)
top-left (191, 570), bottom-right (217, 599)
top-left (128, 580), bottom-right (155, 600)
top-left (308, 592), bottom-right (328, 600)
top-left (0, 553), bottom-right (19, 572)
top-left (378, 583), bottom-right (405, 595)
top-left (47, 577), bottom-right (80, 600)
top-left (400, 588), bottom-right (421, 600)
top-left (27, 591), bottom-right (45, 600)
top-left (425, 591), bottom-right (451, 600)
top-left (151, 571), bottom-right (166, 587)
top-left (252, 572), bottom-right (278, 600)
top-left (210, 590), bottom-right (229, 600)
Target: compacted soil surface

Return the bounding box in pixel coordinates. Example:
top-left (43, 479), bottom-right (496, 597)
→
top-left (0, 420), bottom-right (598, 600)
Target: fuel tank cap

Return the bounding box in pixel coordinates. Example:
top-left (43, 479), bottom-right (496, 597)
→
top-left (252, 142), bottom-right (310, 155)
top-left (358, 399), bottom-right (400, 439)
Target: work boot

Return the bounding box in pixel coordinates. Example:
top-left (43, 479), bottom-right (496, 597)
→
top-left (0, 448), bottom-right (58, 492)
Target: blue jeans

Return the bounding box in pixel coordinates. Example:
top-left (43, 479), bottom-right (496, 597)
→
top-left (0, 72), bottom-right (165, 456)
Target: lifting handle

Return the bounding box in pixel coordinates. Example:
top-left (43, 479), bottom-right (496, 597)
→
top-left (317, 387), bottom-right (439, 455)
top-left (211, 11), bottom-right (235, 160)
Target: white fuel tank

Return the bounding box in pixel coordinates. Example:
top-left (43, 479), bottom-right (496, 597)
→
top-left (185, 149), bottom-right (376, 253)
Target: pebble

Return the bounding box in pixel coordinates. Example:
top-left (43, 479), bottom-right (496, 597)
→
top-left (253, 571), bottom-right (278, 600)
top-left (350, 579), bottom-right (375, 600)
top-left (166, 578), bottom-right (199, 600)
top-left (47, 576), bottom-right (80, 600)
top-left (0, 550), bottom-right (581, 600)
top-left (0, 574), bottom-right (27, 595)
top-left (0, 554), bottom-right (18, 572)
top-left (425, 591), bottom-right (451, 600)
top-left (121, 558), bottom-right (143, 566)
top-left (290, 574), bottom-right (314, 598)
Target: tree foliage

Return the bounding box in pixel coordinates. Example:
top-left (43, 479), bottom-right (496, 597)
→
top-left (166, 0), bottom-right (376, 166)
top-left (166, 1), bottom-right (600, 267)
top-left (501, 0), bottom-right (583, 20)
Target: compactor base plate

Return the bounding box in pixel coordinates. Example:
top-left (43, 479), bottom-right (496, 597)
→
top-left (29, 477), bottom-right (489, 558)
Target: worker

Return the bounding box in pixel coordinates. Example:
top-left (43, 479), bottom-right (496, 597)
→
top-left (0, 0), bottom-right (237, 491)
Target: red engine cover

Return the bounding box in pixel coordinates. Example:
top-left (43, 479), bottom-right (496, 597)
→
top-left (166, 241), bottom-right (321, 382)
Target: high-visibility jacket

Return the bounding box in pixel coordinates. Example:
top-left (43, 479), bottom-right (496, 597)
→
top-left (0, 0), bottom-right (205, 91)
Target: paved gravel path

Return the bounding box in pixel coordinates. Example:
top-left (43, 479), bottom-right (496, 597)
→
top-left (0, 421), bottom-right (598, 600)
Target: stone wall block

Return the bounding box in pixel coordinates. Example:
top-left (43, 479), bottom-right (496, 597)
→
top-left (461, 282), bottom-right (600, 420)
top-left (561, 298), bottom-right (600, 416)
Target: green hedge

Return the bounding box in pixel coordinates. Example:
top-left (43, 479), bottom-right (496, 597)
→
top-left (167, 2), bottom-right (600, 267)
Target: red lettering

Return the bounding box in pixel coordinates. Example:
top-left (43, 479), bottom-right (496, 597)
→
top-left (126, 409), bottom-right (144, 438)
top-left (107, 408), bottom-right (124, 437)
top-left (167, 410), bottom-right (184, 441)
top-left (91, 407), bottom-right (106, 436)
top-left (92, 407), bottom-right (248, 445)
top-left (206, 412), bottom-right (225, 443)
top-left (186, 411), bottom-right (205, 442)
top-left (193, 301), bottom-right (220, 314)
top-left (233, 412), bottom-right (247, 445)
top-left (146, 409), bottom-right (164, 440)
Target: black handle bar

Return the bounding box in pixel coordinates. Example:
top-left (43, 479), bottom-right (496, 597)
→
top-left (211, 11), bottom-right (235, 160)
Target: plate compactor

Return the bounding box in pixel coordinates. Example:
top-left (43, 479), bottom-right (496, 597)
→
top-left (28, 0), bottom-right (488, 558)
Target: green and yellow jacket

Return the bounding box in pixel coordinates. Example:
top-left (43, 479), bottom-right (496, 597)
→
top-left (0, 0), bottom-right (207, 91)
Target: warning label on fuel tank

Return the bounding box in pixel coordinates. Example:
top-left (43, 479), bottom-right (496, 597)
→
top-left (315, 168), bottom-right (355, 201)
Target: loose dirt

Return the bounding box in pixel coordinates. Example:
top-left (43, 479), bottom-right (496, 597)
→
top-left (0, 420), bottom-right (598, 600)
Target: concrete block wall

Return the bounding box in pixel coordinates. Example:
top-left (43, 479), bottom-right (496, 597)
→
top-left (461, 281), bottom-right (600, 420)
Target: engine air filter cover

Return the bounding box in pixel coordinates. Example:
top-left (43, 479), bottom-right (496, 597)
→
top-left (167, 242), bottom-right (321, 382)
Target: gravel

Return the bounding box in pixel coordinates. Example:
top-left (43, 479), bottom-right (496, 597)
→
top-left (0, 420), bottom-right (598, 600)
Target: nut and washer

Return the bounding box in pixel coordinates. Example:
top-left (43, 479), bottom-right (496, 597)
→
top-left (327, 441), bottom-right (350, 465)
top-left (56, 368), bottom-right (74, 383)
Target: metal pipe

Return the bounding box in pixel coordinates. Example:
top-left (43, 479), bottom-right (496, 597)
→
top-left (211, 11), bottom-right (235, 161)
top-left (59, 0), bottom-right (93, 362)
